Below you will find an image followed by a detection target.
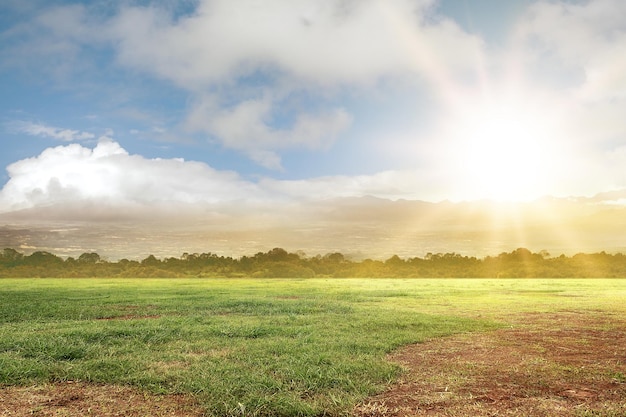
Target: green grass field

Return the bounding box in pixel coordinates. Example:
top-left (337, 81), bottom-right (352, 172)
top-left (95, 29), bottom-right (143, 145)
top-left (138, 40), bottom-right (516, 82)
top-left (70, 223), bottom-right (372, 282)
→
top-left (1, 278), bottom-right (625, 416)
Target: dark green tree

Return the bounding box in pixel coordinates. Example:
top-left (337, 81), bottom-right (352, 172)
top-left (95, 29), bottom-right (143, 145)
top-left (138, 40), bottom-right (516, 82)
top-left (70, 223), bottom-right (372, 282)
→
top-left (78, 252), bottom-right (101, 264)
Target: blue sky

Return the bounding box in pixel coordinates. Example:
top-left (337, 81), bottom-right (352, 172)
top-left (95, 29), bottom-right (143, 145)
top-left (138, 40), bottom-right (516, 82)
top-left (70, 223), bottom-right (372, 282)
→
top-left (1, 0), bottom-right (625, 216)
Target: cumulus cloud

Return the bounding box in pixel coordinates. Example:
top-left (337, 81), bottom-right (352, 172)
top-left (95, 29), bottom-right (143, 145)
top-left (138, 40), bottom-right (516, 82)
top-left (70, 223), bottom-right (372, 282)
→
top-left (8, 121), bottom-right (95, 142)
top-left (0, 139), bottom-right (265, 214)
top-left (0, 140), bottom-right (439, 219)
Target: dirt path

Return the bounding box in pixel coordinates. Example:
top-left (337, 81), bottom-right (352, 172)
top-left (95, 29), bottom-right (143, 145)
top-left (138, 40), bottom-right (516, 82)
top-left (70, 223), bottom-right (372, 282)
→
top-left (354, 311), bottom-right (626, 417)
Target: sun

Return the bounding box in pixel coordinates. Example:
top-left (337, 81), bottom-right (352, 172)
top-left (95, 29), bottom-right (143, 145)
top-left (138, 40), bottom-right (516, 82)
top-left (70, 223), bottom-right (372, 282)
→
top-left (448, 98), bottom-right (558, 202)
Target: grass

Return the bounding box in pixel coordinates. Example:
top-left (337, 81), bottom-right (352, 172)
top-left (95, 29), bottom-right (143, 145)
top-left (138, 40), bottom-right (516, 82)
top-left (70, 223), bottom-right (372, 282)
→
top-left (1, 278), bottom-right (625, 416)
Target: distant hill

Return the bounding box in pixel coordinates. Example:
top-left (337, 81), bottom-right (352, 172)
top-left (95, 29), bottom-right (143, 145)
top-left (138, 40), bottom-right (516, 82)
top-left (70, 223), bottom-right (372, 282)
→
top-left (1, 192), bottom-right (625, 260)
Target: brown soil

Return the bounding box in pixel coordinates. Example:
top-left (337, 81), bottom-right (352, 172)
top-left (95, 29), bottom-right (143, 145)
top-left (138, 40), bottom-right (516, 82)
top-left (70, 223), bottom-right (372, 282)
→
top-left (0, 382), bottom-right (204, 417)
top-left (354, 311), bottom-right (626, 417)
top-left (96, 314), bottom-right (162, 321)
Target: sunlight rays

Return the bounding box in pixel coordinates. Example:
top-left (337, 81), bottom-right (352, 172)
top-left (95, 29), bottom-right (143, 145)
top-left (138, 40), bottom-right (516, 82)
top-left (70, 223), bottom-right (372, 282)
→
top-left (377, 2), bottom-right (600, 259)
top-left (382, 2), bottom-right (571, 204)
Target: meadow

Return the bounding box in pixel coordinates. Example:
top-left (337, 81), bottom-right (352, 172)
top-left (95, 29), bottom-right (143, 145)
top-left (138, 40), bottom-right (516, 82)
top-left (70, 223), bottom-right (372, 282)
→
top-left (1, 278), bottom-right (625, 416)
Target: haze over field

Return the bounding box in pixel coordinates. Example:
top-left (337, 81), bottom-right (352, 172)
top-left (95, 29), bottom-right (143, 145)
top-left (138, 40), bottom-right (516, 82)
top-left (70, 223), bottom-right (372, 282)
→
top-left (1, 0), bottom-right (626, 259)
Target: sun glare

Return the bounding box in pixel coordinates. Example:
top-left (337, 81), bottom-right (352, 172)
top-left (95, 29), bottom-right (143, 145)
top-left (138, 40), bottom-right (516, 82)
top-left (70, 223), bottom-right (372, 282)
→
top-left (450, 99), bottom-right (557, 202)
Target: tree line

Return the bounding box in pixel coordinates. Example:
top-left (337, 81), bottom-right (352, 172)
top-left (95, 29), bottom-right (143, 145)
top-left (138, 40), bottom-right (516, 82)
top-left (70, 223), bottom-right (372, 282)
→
top-left (2, 247), bottom-right (626, 278)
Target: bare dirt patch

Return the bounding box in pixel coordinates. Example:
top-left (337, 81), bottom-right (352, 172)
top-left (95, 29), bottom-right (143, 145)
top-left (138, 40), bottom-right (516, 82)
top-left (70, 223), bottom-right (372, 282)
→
top-left (354, 311), bottom-right (626, 416)
top-left (0, 382), bottom-right (204, 417)
top-left (96, 314), bottom-right (162, 321)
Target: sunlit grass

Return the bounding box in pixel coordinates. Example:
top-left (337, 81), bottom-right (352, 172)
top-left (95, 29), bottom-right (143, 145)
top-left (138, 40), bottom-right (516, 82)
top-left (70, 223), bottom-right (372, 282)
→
top-left (1, 278), bottom-right (625, 416)
top-left (0, 278), bottom-right (490, 416)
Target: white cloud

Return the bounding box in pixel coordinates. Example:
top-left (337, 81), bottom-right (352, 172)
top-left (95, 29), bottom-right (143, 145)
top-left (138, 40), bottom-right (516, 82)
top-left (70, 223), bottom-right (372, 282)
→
top-left (0, 140), bottom-right (440, 218)
top-left (99, 0), bottom-right (484, 167)
top-left (110, 0), bottom-right (409, 86)
top-left (8, 121), bottom-right (96, 142)
top-left (5, 0), bottom-right (484, 87)
top-left (186, 94), bottom-right (352, 169)
top-left (106, 0), bottom-right (485, 87)
top-left (0, 139), bottom-right (265, 213)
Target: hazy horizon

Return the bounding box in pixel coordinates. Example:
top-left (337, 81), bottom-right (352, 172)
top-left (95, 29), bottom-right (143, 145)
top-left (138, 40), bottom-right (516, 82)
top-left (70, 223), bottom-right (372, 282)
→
top-left (1, 0), bottom-right (625, 259)
top-left (2, 194), bottom-right (626, 261)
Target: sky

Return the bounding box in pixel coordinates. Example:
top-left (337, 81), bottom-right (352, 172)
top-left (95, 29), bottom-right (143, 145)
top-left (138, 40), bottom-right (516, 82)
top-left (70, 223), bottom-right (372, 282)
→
top-left (1, 0), bottom-right (626, 258)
